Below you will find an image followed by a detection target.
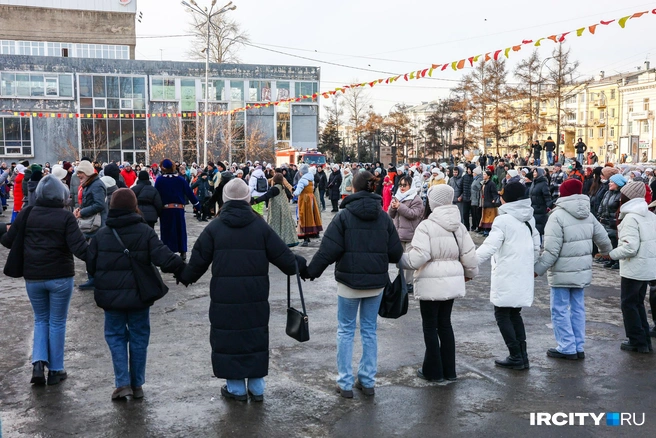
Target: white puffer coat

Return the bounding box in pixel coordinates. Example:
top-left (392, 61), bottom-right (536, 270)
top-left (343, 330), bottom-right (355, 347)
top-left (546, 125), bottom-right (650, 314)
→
top-left (534, 194), bottom-right (612, 288)
top-left (476, 198), bottom-right (541, 308)
top-left (400, 204), bottom-right (478, 300)
top-left (610, 198), bottom-right (656, 281)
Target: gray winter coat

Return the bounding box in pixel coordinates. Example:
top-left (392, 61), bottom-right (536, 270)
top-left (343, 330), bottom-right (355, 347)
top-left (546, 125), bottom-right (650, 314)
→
top-left (448, 168), bottom-right (464, 202)
top-left (534, 194), bottom-right (612, 288)
top-left (470, 175), bottom-right (483, 207)
top-left (610, 199), bottom-right (656, 281)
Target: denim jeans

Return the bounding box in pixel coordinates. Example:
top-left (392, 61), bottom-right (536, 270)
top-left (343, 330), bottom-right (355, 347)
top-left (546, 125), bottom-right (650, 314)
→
top-left (25, 277), bottom-right (75, 371)
top-left (226, 378), bottom-right (265, 396)
top-left (420, 300), bottom-right (456, 380)
top-left (319, 188), bottom-right (326, 210)
top-left (546, 151), bottom-right (554, 166)
top-left (577, 153), bottom-right (585, 164)
top-left (534, 158), bottom-right (541, 166)
top-left (104, 308), bottom-right (150, 388)
top-left (336, 293), bottom-right (383, 390)
top-left (620, 277), bottom-right (652, 348)
top-left (550, 287), bottom-right (585, 354)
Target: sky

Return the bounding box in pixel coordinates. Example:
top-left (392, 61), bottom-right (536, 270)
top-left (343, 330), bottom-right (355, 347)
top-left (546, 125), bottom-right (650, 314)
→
top-left (134, 0), bottom-right (656, 115)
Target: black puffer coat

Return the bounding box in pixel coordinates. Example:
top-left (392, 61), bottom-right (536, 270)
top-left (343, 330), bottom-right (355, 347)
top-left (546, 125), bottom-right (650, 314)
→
top-left (591, 181), bottom-right (608, 218)
top-left (87, 210), bottom-right (184, 311)
top-left (131, 180), bottom-right (163, 224)
top-left (327, 170), bottom-right (342, 201)
top-left (179, 201), bottom-right (299, 379)
top-left (461, 166), bottom-right (475, 202)
top-left (306, 191), bottom-right (403, 289)
top-left (80, 174), bottom-right (108, 235)
top-left (529, 175), bottom-right (553, 234)
top-left (481, 179), bottom-right (499, 208)
top-left (598, 189), bottom-right (621, 230)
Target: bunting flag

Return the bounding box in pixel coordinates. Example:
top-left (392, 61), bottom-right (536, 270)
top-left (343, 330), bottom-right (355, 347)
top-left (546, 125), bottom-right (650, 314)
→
top-left (4, 8), bottom-right (654, 119)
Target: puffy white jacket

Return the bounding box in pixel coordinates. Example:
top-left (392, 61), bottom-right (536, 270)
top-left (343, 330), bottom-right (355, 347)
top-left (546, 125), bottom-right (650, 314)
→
top-left (610, 198), bottom-right (656, 281)
top-left (476, 198), bottom-right (541, 308)
top-left (534, 194), bottom-right (612, 288)
top-left (400, 204), bottom-right (478, 300)
top-left (249, 168), bottom-right (268, 197)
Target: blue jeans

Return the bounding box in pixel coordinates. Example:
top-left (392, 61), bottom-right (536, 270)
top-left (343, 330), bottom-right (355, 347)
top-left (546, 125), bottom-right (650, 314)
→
top-left (534, 157), bottom-right (541, 166)
top-left (104, 309), bottom-right (150, 388)
top-left (546, 151), bottom-right (554, 166)
top-left (336, 293), bottom-right (383, 390)
top-left (550, 287), bottom-right (585, 354)
top-left (577, 153), bottom-right (585, 164)
top-left (25, 277), bottom-right (74, 371)
top-left (226, 378), bottom-right (265, 396)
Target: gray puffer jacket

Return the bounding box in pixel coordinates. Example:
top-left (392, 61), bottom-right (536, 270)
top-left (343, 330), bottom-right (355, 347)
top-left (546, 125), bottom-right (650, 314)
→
top-left (534, 194), bottom-right (612, 288)
top-left (388, 190), bottom-right (424, 242)
top-left (610, 198), bottom-right (656, 281)
top-left (470, 174), bottom-right (483, 207)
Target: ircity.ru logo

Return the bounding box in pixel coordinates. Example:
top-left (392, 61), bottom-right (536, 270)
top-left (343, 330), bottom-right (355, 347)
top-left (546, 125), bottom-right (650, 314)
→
top-left (530, 412), bottom-right (645, 426)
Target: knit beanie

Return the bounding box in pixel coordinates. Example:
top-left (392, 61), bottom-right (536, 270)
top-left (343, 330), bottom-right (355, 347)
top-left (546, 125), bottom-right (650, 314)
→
top-left (427, 184), bottom-right (454, 210)
top-left (620, 181), bottom-right (646, 200)
top-left (30, 170), bottom-right (43, 182)
top-left (299, 164), bottom-right (309, 175)
top-left (601, 166), bottom-right (619, 180)
top-left (110, 188), bottom-right (138, 212)
top-left (101, 175), bottom-right (117, 189)
top-left (609, 174), bottom-right (627, 188)
top-left (507, 169), bottom-right (518, 178)
top-left (51, 165), bottom-right (68, 180)
top-left (473, 167), bottom-right (482, 176)
top-left (223, 178), bottom-right (251, 203)
top-left (138, 170), bottom-right (150, 181)
top-left (559, 179), bottom-right (583, 198)
top-left (502, 181), bottom-right (526, 203)
top-left (76, 160), bottom-right (95, 176)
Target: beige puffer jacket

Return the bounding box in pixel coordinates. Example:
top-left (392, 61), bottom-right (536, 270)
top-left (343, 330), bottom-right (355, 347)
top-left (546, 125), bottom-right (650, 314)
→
top-left (400, 204), bottom-right (479, 300)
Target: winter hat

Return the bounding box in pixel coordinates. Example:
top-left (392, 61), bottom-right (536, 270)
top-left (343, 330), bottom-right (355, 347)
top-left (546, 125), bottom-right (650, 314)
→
top-left (103, 163), bottom-right (120, 181)
top-left (427, 184), bottom-right (454, 210)
top-left (30, 164), bottom-right (42, 174)
top-left (161, 159), bottom-right (174, 170)
top-left (609, 174), bottom-right (627, 187)
top-left (332, 164), bottom-right (340, 171)
top-left (502, 181), bottom-right (526, 203)
top-left (51, 165), bottom-right (68, 180)
top-left (76, 160), bottom-right (95, 176)
top-left (375, 168), bottom-right (382, 175)
top-left (216, 161), bottom-right (227, 171)
top-left (535, 168), bottom-right (545, 178)
top-left (645, 168), bottom-right (653, 174)
top-left (487, 165), bottom-right (495, 173)
top-left (620, 181), bottom-right (646, 200)
top-left (299, 164), bottom-right (310, 175)
top-left (30, 169), bottom-right (43, 182)
top-left (110, 188), bottom-right (138, 211)
top-left (422, 171), bottom-right (430, 178)
top-left (553, 162), bottom-right (562, 168)
top-left (100, 175), bottom-right (117, 189)
top-left (507, 169), bottom-right (518, 178)
top-left (35, 175), bottom-right (69, 204)
top-left (521, 168), bottom-right (530, 175)
top-left (138, 170), bottom-right (150, 181)
top-left (632, 170), bottom-right (642, 179)
top-left (435, 172), bottom-right (445, 181)
top-left (559, 179), bottom-right (583, 198)
top-left (223, 178), bottom-right (251, 204)
top-left (309, 166), bottom-right (317, 175)
top-left (473, 167), bottom-right (482, 176)
top-left (601, 166), bottom-right (619, 180)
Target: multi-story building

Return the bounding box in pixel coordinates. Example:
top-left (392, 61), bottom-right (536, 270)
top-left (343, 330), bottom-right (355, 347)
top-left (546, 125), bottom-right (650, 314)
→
top-left (619, 62), bottom-right (656, 162)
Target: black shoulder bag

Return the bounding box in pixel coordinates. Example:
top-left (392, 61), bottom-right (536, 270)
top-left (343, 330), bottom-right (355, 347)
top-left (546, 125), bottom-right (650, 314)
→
top-left (111, 228), bottom-right (169, 305)
top-left (286, 261), bottom-right (310, 342)
top-left (379, 268), bottom-right (409, 319)
top-left (3, 206), bottom-right (34, 278)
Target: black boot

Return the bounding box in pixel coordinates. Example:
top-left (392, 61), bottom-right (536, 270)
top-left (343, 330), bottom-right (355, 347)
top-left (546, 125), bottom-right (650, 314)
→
top-left (180, 252), bottom-right (186, 262)
top-left (31, 361), bottom-right (46, 385)
top-left (78, 273), bottom-right (95, 290)
top-left (495, 345), bottom-right (525, 370)
top-left (520, 341), bottom-right (529, 369)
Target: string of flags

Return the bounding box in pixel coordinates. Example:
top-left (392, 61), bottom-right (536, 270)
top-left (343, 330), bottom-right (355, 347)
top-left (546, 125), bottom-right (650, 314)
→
top-left (5, 8), bottom-right (656, 120)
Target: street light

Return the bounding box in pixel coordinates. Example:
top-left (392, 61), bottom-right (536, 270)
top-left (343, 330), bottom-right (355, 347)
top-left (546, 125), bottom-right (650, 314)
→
top-left (181, 0), bottom-right (237, 167)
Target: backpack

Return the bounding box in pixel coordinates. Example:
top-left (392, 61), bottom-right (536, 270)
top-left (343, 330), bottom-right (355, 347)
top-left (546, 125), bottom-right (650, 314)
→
top-left (256, 176), bottom-right (268, 193)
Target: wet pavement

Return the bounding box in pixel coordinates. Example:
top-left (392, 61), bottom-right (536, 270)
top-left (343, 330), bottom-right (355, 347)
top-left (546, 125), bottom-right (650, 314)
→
top-left (1, 207), bottom-right (655, 437)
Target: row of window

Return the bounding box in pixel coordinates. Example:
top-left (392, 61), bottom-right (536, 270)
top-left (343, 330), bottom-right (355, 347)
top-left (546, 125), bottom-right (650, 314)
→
top-left (627, 99), bottom-right (650, 113)
top-left (1, 73), bottom-right (74, 98)
top-left (0, 40), bottom-right (129, 60)
top-left (0, 117), bottom-right (32, 156)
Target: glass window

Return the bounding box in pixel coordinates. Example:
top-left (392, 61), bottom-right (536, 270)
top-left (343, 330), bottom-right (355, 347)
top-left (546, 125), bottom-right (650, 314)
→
top-left (45, 77), bottom-right (58, 96)
top-left (58, 74), bottom-right (73, 97)
top-left (79, 75), bottom-right (92, 98)
top-left (120, 77), bottom-right (133, 98)
top-left (610, 127), bottom-right (615, 137)
top-left (30, 74), bottom-right (44, 97)
top-left (599, 128), bottom-right (604, 138)
top-left (133, 77), bottom-right (145, 99)
top-left (1, 73), bottom-right (15, 96)
top-left (277, 103), bottom-right (290, 141)
top-left (611, 108), bottom-right (615, 118)
top-left (277, 82), bottom-right (290, 101)
top-left (643, 122), bottom-right (650, 133)
top-left (0, 117), bottom-right (32, 156)
top-left (644, 98), bottom-right (650, 111)
top-left (105, 76), bottom-right (119, 98)
top-left (230, 80), bottom-right (244, 102)
top-left (589, 128), bottom-right (594, 138)
top-left (93, 76), bottom-right (106, 97)
top-left (151, 78), bottom-right (175, 100)
top-left (201, 79), bottom-right (225, 100)
top-left (180, 79), bottom-right (196, 112)
top-left (151, 78), bottom-right (164, 100)
top-left (610, 89), bottom-right (616, 100)
top-left (134, 120), bottom-right (147, 149)
top-left (294, 82), bottom-right (317, 102)
top-left (121, 120), bottom-right (134, 149)
top-left (628, 100), bottom-right (634, 113)
top-left (599, 110), bottom-right (604, 120)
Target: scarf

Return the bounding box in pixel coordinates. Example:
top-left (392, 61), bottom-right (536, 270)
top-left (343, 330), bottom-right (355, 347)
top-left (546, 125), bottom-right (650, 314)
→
top-left (394, 187), bottom-right (417, 202)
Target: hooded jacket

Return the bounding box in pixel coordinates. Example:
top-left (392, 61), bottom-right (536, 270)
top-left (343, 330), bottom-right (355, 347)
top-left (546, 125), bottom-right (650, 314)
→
top-left (610, 199), bottom-right (656, 281)
top-left (388, 188), bottom-right (424, 242)
top-left (400, 204), bottom-right (478, 300)
top-left (179, 200), bottom-right (298, 379)
top-left (461, 165), bottom-right (475, 202)
top-left (131, 180), bottom-right (163, 224)
top-left (327, 169), bottom-right (343, 201)
top-left (529, 172), bottom-right (552, 234)
top-left (80, 174), bottom-right (108, 234)
top-left (306, 191), bottom-right (403, 289)
top-left (476, 198), bottom-right (541, 307)
top-left (534, 194), bottom-right (613, 287)
top-left (598, 188), bottom-right (621, 229)
top-left (248, 168), bottom-right (268, 197)
top-left (470, 174), bottom-right (483, 207)
top-left (448, 167), bottom-right (464, 201)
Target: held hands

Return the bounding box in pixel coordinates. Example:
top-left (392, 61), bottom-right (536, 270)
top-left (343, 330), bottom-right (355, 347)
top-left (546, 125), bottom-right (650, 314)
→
top-left (73, 208), bottom-right (81, 219)
top-left (390, 199), bottom-right (400, 209)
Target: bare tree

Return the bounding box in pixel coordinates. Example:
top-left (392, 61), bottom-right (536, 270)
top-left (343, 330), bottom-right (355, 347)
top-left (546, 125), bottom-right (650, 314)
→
top-left (187, 9), bottom-right (250, 64)
top-left (514, 50), bottom-right (542, 144)
top-left (343, 83), bottom-right (372, 161)
top-left (485, 59), bottom-right (521, 154)
top-left (148, 117), bottom-right (183, 164)
top-left (323, 95), bottom-right (345, 160)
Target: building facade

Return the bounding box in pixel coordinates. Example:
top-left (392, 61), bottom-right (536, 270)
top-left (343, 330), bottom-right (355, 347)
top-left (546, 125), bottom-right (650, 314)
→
top-left (0, 55), bottom-right (320, 165)
top-left (620, 63), bottom-right (656, 162)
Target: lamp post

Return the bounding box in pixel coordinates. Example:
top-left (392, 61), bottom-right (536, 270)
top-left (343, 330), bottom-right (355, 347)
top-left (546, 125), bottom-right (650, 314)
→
top-left (181, 0), bottom-right (237, 167)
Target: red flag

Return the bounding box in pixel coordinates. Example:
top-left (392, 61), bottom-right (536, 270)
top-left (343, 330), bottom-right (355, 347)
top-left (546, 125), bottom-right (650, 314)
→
top-left (403, 74), bottom-right (409, 81)
top-left (421, 68), bottom-right (428, 77)
top-left (600, 19), bottom-right (615, 25)
top-left (493, 50), bottom-right (502, 60)
top-left (558, 32), bottom-right (570, 42)
top-left (441, 64), bottom-right (448, 71)
top-left (468, 56), bottom-right (475, 66)
top-left (522, 40), bottom-right (533, 44)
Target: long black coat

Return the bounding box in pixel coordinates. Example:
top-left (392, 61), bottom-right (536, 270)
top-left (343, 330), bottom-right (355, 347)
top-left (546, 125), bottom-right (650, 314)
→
top-left (481, 179), bottom-right (499, 208)
top-left (327, 170), bottom-right (342, 201)
top-left (131, 181), bottom-right (163, 224)
top-left (179, 201), bottom-right (299, 379)
top-left (529, 176), bottom-right (553, 235)
top-left (87, 211), bottom-right (184, 311)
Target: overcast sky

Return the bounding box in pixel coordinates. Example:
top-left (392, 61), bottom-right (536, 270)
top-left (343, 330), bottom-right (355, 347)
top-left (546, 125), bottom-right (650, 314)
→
top-left (134, 0), bottom-right (656, 114)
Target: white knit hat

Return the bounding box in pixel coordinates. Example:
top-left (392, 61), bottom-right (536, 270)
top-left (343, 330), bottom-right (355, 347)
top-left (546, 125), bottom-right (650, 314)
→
top-left (100, 175), bottom-right (116, 188)
top-left (51, 164), bottom-right (68, 180)
top-left (427, 184), bottom-right (454, 210)
top-left (76, 160), bottom-right (95, 176)
top-left (223, 178), bottom-right (251, 203)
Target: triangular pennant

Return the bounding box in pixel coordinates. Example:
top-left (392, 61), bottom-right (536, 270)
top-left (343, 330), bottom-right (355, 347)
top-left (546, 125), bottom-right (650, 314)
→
top-left (441, 64), bottom-right (448, 71)
top-left (600, 19), bottom-right (615, 25)
top-left (589, 24), bottom-right (598, 34)
top-left (432, 64), bottom-right (440, 69)
top-left (522, 40), bottom-right (534, 44)
top-left (409, 72), bottom-right (415, 80)
top-left (547, 35), bottom-right (557, 43)
top-left (404, 73), bottom-right (409, 81)
top-left (451, 61), bottom-right (458, 71)
top-left (468, 56), bottom-right (475, 66)
top-left (618, 16), bottom-right (631, 28)
top-left (485, 52), bottom-right (491, 61)
top-left (534, 38), bottom-right (545, 46)
top-left (504, 48), bottom-right (511, 58)
top-left (512, 45), bottom-right (522, 52)
top-left (473, 55), bottom-right (481, 62)
top-left (428, 67), bottom-right (434, 77)
top-left (493, 50), bottom-right (502, 60)
top-left (631, 11), bottom-right (648, 18)
top-left (559, 32), bottom-right (570, 42)
top-left (576, 27), bottom-right (585, 36)
top-left (421, 68), bottom-right (428, 77)
top-left (457, 59), bottom-right (465, 69)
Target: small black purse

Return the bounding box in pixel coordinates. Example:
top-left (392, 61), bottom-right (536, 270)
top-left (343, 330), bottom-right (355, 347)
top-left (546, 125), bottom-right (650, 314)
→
top-left (286, 262), bottom-right (309, 342)
top-left (378, 268), bottom-right (409, 319)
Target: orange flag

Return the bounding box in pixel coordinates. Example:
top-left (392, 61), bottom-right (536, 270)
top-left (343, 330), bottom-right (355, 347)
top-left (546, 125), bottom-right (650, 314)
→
top-left (589, 24), bottom-right (598, 34)
top-left (456, 59), bottom-right (465, 69)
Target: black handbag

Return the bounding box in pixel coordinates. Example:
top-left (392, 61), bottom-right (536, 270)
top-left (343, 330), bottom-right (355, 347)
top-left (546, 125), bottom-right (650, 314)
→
top-left (286, 262), bottom-right (309, 342)
top-left (3, 206), bottom-right (34, 278)
top-left (379, 268), bottom-right (408, 319)
top-left (111, 228), bottom-right (169, 305)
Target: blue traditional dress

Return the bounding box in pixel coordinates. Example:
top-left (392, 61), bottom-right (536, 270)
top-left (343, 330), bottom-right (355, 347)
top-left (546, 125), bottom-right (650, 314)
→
top-left (155, 173), bottom-right (199, 253)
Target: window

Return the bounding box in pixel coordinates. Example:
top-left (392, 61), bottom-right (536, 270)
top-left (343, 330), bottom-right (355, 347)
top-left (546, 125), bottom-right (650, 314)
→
top-left (610, 127), bottom-right (615, 137)
top-left (249, 81), bottom-right (272, 102)
top-left (599, 128), bottom-right (605, 138)
top-left (0, 72), bottom-right (72, 98)
top-left (589, 111), bottom-right (594, 120)
top-left (151, 78), bottom-right (176, 100)
top-left (589, 128), bottom-right (594, 138)
top-left (610, 108), bottom-right (615, 118)
top-left (294, 82), bottom-right (318, 102)
top-left (644, 98), bottom-right (650, 111)
top-left (180, 79), bottom-right (196, 112)
top-left (0, 117), bottom-right (32, 156)
top-left (230, 80), bottom-right (244, 102)
top-left (276, 103), bottom-right (290, 141)
top-left (579, 112), bottom-right (584, 122)
top-left (628, 100), bottom-right (634, 113)
top-left (610, 89), bottom-right (616, 100)
top-left (276, 82), bottom-right (290, 101)
top-left (201, 79), bottom-right (225, 101)
top-left (599, 110), bottom-right (605, 120)
top-left (580, 94), bottom-right (585, 103)
top-left (643, 121), bottom-right (650, 133)
top-left (577, 129), bottom-right (583, 137)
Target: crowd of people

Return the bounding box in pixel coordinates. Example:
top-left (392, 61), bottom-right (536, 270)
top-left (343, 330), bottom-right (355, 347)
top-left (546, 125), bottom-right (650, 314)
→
top-left (1, 149), bottom-right (656, 403)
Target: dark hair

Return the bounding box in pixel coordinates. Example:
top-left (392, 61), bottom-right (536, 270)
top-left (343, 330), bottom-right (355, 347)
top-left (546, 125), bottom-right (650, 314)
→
top-left (272, 173), bottom-right (284, 185)
top-left (352, 171), bottom-right (376, 193)
top-left (398, 175), bottom-right (413, 188)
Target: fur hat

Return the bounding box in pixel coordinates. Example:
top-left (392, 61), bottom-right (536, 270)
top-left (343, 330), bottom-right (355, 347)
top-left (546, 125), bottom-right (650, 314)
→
top-left (601, 166), bottom-right (619, 180)
top-left (559, 179), bottom-right (583, 198)
top-left (110, 188), bottom-right (138, 211)
top-left (76, 160), bottom-right (95, 176)
top-left (620, 181), bottom-right (646, 200)
top-left (609, 174), bottom-right (627, 187)
top-left (427, 184), bottom-right (454, 210)
top-left (431, 167), bottom-right (439, 174)
top-left (502, 181), bottom-right (526, 203)
top-left (223, 178), bottom-right (251, 203)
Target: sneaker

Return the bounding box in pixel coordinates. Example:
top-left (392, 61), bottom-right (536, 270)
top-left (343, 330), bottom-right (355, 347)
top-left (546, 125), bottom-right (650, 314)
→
top-left (248, 390), bottom-right (264, 402)
top-left (47, 370), bottom-right (68, 385)
top-left (336, 386), bottom-right (354, 398)
top-left (546, 348), bottom-right (578, 360)
top-left (577, 352), bottom-right (585, 359)
top-left (132, 386), bottom-right (144, 399)
top-left (221, 385), bottom-right (247, 402)
top-left (620, 341), bottom-right (651, 354)
top-left (354, 380), bottom-right (375, 396)
top-left (30, 361), bottom-right (46, 385)
top-left (112, 385), bottom-right (133, 400)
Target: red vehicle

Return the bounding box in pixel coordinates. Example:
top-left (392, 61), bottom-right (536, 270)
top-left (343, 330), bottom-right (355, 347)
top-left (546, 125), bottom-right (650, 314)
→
top-left (275, 148), bottom-right (326, 167)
